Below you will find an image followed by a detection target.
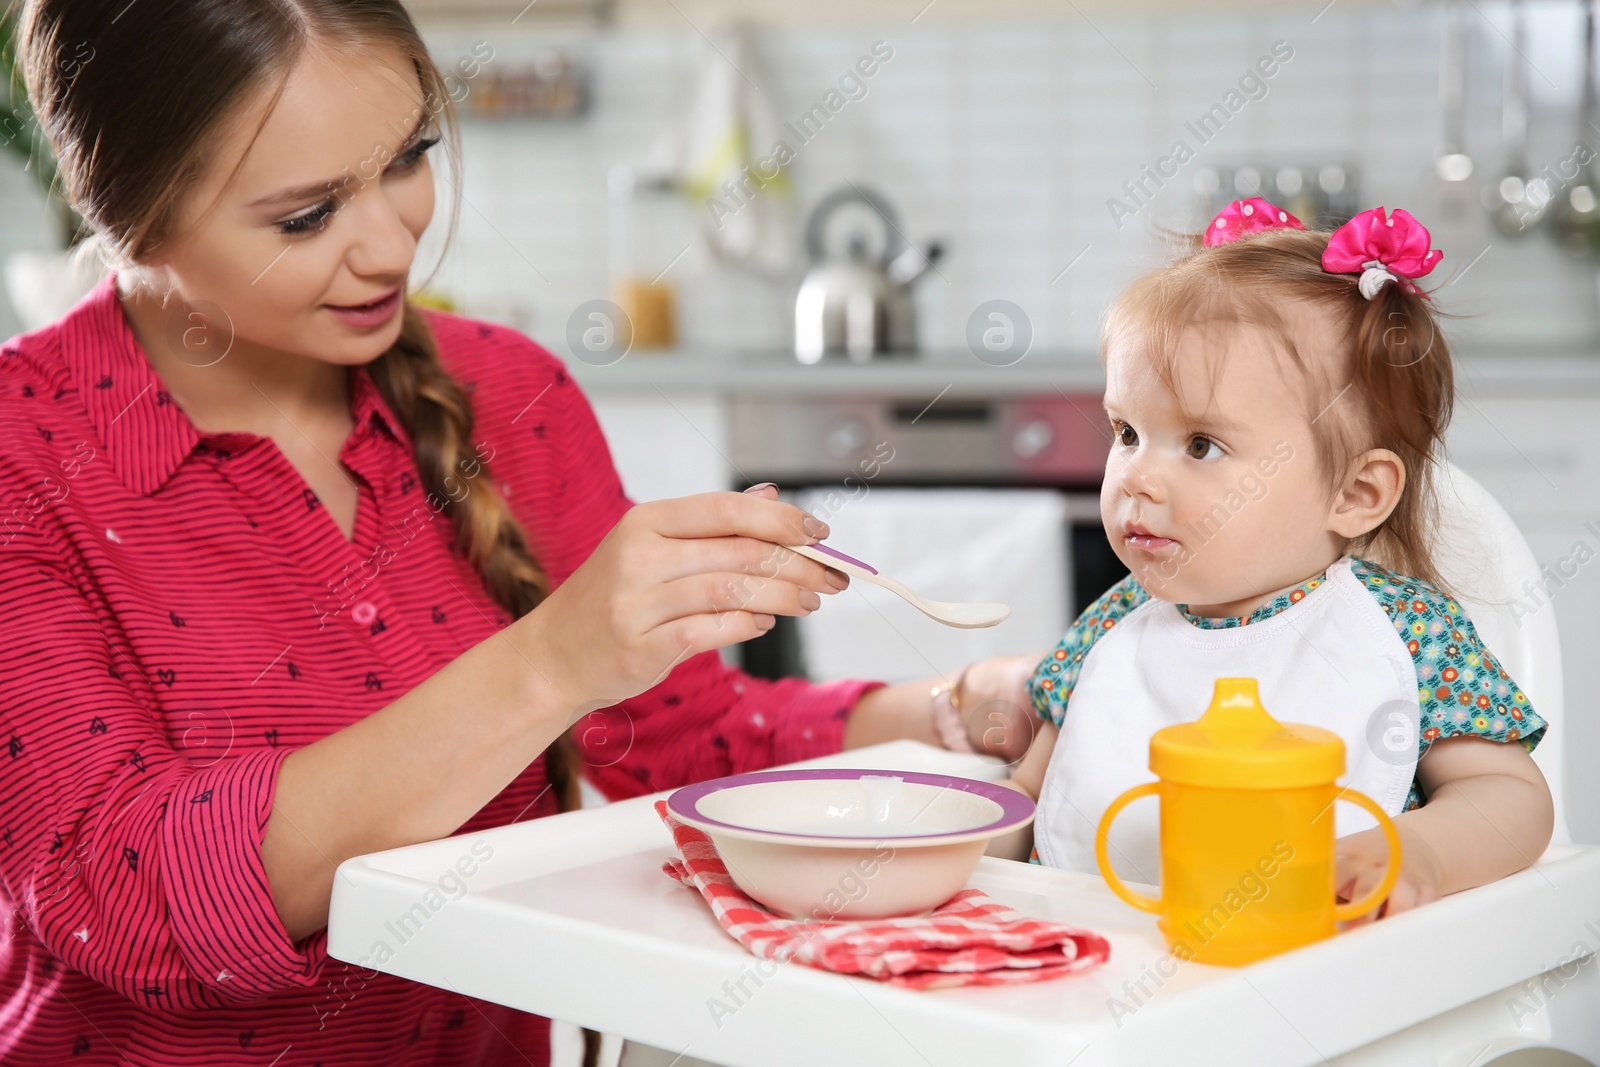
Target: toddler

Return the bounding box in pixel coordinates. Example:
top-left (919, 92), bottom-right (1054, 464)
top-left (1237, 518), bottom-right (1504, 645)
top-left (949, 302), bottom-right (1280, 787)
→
top-left (1001, 200), bottom-right (1554, 920)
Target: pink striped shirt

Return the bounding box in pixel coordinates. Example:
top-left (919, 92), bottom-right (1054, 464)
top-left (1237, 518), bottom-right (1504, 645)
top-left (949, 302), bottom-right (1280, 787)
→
top-left (0, 275), bottom-right (878, 1065)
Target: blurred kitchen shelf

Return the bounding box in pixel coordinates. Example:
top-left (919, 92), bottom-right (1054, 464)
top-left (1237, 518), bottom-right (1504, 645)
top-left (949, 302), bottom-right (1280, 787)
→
top-left (567, 349), bottom-right (1103, 397)
top-left (458, 54), bottom-right (592, 119)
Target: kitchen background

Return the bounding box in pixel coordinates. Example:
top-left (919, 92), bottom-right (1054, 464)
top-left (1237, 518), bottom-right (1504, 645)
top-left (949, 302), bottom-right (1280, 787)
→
top-left (415, 1), bottom-right (1594, 352)
top-left (4, 1), bottom-right (1598, 838)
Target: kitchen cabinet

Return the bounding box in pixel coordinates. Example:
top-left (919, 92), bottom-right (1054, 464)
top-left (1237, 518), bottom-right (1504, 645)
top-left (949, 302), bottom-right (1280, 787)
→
top-left (587, 390), bottom-right (732, 502)
top-left (1445, 395), bottom-right (1600, 522)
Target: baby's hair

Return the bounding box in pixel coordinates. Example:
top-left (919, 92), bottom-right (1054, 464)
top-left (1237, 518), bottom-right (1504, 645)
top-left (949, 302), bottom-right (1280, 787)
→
top-left (1104, 227), bottom-right (1454, 589)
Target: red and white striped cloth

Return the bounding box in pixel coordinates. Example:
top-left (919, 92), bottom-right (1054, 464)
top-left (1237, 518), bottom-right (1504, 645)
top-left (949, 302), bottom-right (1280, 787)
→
top-left (654, 801), bottom-right (1110, 990)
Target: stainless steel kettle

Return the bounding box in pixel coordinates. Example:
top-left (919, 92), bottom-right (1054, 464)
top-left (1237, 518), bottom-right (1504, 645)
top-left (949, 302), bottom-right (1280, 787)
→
top-left (794, 185), bottom-right (943, 363)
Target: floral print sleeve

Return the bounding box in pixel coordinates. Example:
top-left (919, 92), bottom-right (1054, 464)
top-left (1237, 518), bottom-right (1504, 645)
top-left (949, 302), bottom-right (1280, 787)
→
top-left (1350, 557), bottom-right (1548, 811)
top-left (1028, 573), bottom-right (1149, 729)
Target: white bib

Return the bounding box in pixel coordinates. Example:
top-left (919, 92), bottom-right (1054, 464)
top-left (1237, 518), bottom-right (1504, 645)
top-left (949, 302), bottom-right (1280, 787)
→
top-left (1034, 556), bottom-right (1420, 884)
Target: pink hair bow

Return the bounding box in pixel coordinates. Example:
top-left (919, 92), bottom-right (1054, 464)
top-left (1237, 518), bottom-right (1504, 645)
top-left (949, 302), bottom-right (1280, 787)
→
top-left (1203, 197), bottom-right (1304, 247)
top-left (1322, 206), bottom-right (1442, 299)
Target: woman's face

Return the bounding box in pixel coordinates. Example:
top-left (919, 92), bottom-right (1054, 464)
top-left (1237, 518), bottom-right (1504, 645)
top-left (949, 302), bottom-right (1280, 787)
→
top-left (140, 40), bottom-right (438, 367)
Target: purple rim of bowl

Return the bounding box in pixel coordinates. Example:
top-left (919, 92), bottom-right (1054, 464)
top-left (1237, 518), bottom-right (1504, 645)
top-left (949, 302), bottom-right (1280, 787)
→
top-left (666, 768), bottom-right (1034, 842)
top-left (808, 542), bottom-right (877, 575)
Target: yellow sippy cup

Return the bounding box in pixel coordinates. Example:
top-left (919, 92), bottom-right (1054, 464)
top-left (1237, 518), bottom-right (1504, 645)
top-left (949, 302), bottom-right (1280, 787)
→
top-left (1094, 677), bottom-right (1403, 966)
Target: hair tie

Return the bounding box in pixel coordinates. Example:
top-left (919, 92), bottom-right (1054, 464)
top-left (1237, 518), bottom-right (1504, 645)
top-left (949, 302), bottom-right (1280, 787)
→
top-left (1357, 261), bottom-right (1398, 299)
top-left (1203, 197), bottom-right (1305, 247)
top-left (1323, 207), bottom-right (1442, 299)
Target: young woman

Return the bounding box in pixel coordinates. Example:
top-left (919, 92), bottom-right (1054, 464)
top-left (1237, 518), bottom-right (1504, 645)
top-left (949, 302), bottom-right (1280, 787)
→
top-left (0, 2), bottom-right (1039, 1063)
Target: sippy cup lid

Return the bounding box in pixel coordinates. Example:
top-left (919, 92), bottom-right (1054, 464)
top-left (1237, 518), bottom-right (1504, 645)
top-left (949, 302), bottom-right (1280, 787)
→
top-left (1149, 677), bottom-right (1346, 788)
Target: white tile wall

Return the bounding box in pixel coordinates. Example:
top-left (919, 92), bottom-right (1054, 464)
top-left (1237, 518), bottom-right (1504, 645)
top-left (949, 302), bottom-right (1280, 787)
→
top-left (0, 4), bottom-right (1586, 354)
top-left (409, 2), bottom-right (1600, 357)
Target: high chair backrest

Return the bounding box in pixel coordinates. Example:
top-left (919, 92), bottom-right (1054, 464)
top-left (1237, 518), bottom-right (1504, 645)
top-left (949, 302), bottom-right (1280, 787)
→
top-left (1429, 462), bottom-right (1570, 845)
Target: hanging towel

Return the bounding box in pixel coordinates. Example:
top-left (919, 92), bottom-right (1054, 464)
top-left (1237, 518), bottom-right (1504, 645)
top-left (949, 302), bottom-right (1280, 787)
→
top-left (794, 488), bottom-right (1071, 684)
top-left (645, 23), bottom-right (795, 276)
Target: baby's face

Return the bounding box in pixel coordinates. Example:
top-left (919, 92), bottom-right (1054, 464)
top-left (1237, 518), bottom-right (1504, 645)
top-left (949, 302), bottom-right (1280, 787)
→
top-left (1099, 322), bottom-right (1347, 616)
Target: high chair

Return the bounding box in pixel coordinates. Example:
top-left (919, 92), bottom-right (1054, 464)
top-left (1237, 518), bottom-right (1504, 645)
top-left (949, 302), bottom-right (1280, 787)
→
top-left (1431, 462), bottom-right (1571, 847)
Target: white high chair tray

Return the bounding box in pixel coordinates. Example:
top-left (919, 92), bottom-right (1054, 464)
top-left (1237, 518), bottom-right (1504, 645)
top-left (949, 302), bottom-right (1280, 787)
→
top-left (328, 741), bottom-right (1600, 1067)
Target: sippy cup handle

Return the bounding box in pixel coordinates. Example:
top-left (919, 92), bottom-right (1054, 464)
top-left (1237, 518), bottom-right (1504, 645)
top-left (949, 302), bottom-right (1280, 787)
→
top-left (1095, 783), bottom-right (1405, 923)
top-left (1094, 782), bottom-right (1163, 914)
top-left (1331, 789), bottom-right (1405, 923)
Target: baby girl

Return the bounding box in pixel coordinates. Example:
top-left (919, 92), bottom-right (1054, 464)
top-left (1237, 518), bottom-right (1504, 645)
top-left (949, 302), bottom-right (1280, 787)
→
top-left (999, 200), bottom-right (1554, 919)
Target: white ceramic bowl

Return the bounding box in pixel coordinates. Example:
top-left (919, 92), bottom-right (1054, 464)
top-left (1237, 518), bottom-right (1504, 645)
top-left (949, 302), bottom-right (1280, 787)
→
top-left (665, 769), bottom-right (1036, 920)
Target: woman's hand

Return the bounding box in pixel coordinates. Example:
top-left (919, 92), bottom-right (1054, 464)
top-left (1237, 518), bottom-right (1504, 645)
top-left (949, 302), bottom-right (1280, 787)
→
top-left (519, 485), bottom-right (848, 717)
top-left (1334, 822), bottom-right (1444, 926)
top-left (956, 653), bottom-right (1047, 763)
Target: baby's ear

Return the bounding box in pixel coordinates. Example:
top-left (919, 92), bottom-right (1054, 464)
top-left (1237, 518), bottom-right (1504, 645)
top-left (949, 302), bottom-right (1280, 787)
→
top-left (1327, 448), bottom-right (1406, 540)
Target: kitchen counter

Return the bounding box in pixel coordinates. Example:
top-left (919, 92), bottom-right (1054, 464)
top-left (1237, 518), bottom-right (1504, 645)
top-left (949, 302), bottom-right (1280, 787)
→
top-left (563, 346), bottom-right (1600, 397)
top-left (565, 349), bottom-right (1104, 397)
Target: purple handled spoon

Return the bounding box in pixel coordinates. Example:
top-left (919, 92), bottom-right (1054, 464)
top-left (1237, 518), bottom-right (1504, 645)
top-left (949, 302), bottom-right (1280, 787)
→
top-left (788, 542), bottom-right (1012, 629)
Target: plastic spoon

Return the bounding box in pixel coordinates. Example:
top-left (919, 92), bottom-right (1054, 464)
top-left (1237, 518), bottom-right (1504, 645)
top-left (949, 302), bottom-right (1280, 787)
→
top-left (786, 542), bottom-right (1012, 629)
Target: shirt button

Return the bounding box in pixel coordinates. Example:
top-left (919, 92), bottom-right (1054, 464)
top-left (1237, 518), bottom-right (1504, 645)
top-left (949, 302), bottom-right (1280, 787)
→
top-left (352, 601), bottom-right (377, 626)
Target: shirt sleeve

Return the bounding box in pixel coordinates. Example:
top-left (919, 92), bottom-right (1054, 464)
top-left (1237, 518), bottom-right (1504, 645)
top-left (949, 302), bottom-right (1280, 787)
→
top-left (573, 653), bottom-right (884, 799)
top-left (1349, 558), bottom-right (1548, 810)
top-left (1028, 573), bottom-right (1148, 729)
top-left (527, 354), bottom-right (884, 800)
top-left (0, 526), bottom-right (329, 1011)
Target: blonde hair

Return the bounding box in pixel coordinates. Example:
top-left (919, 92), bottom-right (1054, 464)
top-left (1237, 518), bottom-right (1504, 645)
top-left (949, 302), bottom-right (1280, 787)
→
top-left (1105, 226), bottom-right (1455, 588)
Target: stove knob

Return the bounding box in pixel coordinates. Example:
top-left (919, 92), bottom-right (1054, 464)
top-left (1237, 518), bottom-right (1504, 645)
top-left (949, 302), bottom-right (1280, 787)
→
top-left (1012, 419), bottom-right (1054, 460)
top-left (827, 419), bottom-right (869, 457)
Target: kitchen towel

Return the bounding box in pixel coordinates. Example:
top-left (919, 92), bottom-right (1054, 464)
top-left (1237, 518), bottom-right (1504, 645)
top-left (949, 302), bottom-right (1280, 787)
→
top-left (645, 23), bottom-right (794, 276)
top-left (793, 488), bottom-right (1071, 684)
top-left (655, 800), bottom-right (1110, 989)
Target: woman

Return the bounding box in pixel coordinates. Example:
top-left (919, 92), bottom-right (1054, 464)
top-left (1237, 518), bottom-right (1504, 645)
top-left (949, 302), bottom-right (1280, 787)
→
top-left (0, 2), bottom-right (1039, 1064)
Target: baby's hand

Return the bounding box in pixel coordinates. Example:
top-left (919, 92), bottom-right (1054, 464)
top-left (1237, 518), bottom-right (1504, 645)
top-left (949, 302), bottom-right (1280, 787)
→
top-left (1334, 824), bottom-right (1443, 926)
top-left (958, 654), bottom-right (1046, 761)
top-left (998, 720), bottom-right (1057, 804)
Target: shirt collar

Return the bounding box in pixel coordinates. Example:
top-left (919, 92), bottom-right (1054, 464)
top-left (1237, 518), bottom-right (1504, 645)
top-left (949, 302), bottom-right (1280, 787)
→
top-left (1177, 568), bottom-right (1329, 629)
top-left (347, 358), bottom-right (413, 454)
top-left (58, 273), bottom-right (411, 497)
